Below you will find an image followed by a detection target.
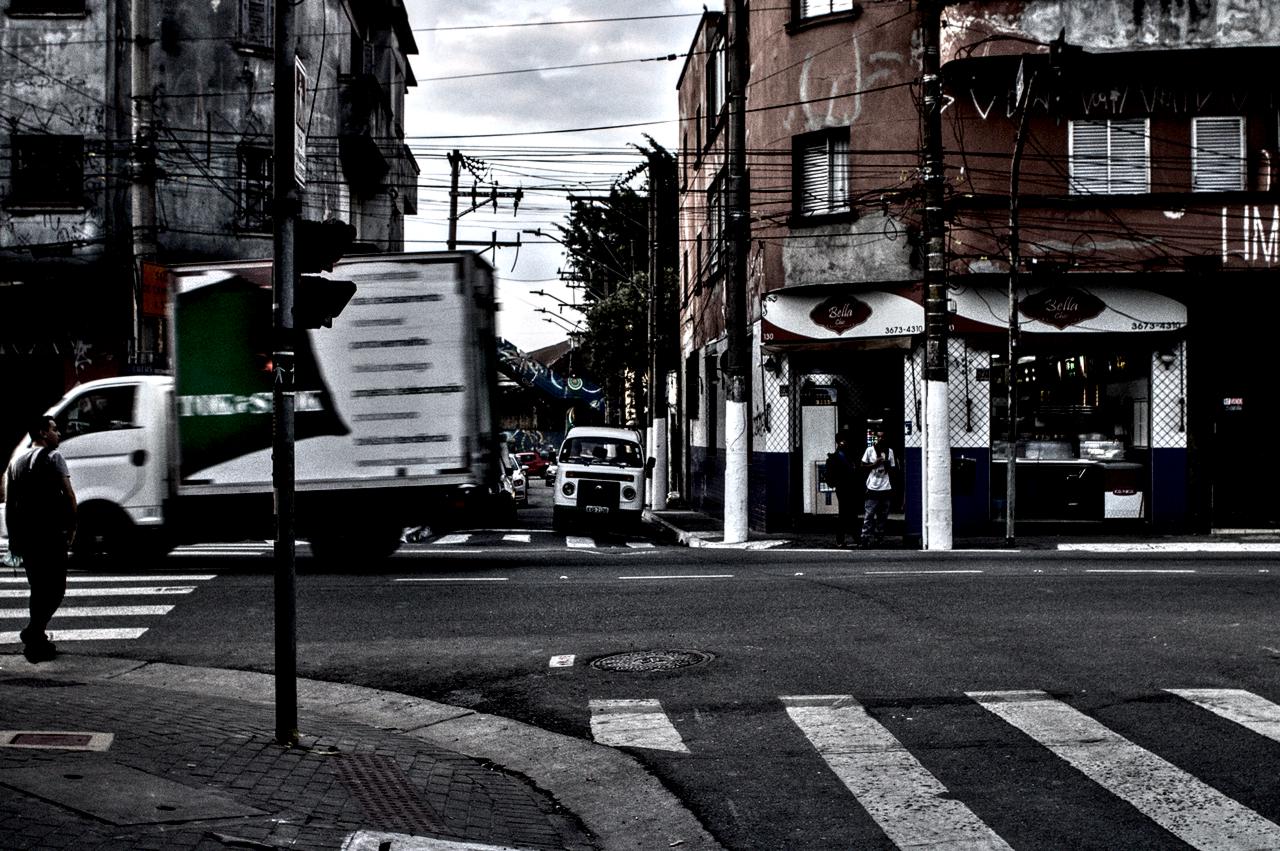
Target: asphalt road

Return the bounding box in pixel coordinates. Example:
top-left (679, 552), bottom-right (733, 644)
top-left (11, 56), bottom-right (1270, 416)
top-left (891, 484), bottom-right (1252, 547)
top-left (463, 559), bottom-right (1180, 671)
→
top-left (21, 485), bottom-right (1280, 850)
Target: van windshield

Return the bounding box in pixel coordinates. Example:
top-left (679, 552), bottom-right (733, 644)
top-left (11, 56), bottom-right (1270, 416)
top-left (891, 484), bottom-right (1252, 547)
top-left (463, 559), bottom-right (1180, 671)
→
top-left (560, 436), bottom-right (643, 468)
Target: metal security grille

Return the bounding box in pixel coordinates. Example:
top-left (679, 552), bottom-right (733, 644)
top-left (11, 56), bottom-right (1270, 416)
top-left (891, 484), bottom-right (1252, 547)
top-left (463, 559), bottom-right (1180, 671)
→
top-left (1150, 342), bottom-right (1187, 449)
top-left (903, 339), bottom-right (991, 449)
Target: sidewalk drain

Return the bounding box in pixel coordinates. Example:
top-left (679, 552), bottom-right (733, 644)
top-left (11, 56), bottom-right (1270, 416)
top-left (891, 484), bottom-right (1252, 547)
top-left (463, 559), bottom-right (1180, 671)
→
top-left (590, 649), bottom-right (713, 672)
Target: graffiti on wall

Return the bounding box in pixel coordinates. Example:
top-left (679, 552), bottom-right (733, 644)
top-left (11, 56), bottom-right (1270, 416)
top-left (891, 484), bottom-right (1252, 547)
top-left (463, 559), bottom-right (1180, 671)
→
top-left (1222, 205), bottom-right (1280, 265)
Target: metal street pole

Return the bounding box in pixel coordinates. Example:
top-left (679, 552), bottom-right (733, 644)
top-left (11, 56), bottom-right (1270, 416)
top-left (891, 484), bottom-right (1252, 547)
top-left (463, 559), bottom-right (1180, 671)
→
top-left (271, 0), bottom-right (299, 747)
top-left (722, 0), bottom-right (751, 544)
top-left (920, 2), bottom-right (952, 550)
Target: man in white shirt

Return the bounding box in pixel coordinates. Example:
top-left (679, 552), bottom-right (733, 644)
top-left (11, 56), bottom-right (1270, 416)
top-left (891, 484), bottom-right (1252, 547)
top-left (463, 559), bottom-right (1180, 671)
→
top-left (859, 431), bottom-right (896, 548)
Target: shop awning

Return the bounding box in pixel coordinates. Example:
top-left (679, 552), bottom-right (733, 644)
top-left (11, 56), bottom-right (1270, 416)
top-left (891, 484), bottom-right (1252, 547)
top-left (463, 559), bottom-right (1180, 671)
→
top-left (761, 289), bottom-right (922, 346)
top-left (950, 285), bottom-right (1187, 334)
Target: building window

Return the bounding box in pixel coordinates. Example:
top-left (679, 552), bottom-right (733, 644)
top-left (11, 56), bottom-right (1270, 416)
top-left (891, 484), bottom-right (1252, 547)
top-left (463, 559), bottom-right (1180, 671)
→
top-left (797, 0), bottom-right (856, 21)
top-left (238, 145), bottom-right (273, 232)
top-left (6, 0), bottom-right (85, 14)
top-left (706, 35), bottom-right (727, 135)
top-left (794, 129), bottom-right (850, 218)
top-left (1069, 118), bottom-right (1149, 195)
top-left (7, 134), bottom-right (83, 208)
top-left (1192, 116), bottom-right (1245, 192)
top-left (238, 0), bottom-right (272, 49)
top-left (707, 172), bottom-right (726, 276)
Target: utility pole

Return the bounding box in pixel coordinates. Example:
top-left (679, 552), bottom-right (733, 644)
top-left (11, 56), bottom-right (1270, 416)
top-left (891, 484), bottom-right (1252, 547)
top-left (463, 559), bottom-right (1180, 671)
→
top-left (721, 0), bottom-right (751, 543)
top-left (447, 150), bottom-right (523, 253)
top-left (1006, 60), bottom-right (1036, 548)
top-left (271, 0), bottom-right (299, 746)
top-left (647, 149), bottom-right (677, 511)
top-left (920, 2), bottom-right (952, 550)
top-left (447, 150), bottom-right (461, 251)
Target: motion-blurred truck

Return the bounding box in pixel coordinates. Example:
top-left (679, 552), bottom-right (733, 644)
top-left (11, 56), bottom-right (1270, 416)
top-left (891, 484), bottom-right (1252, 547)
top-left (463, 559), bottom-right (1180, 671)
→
top-left (4, 252), bottom-right (502, 564)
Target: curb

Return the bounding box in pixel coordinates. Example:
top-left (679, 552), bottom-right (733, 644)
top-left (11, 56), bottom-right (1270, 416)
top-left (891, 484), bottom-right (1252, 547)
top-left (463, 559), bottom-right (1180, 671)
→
top-left (0, 654), bottom-right (724, 851)
top-left (643, 510), bottom-right (790, 550)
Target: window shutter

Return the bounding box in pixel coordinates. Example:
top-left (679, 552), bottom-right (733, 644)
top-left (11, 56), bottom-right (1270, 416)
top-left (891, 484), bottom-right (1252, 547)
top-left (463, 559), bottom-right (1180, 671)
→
top-left (799, 136), bottom-right (849, 215)
top-left (1069, 121), bottom-right (1110, 194)
top-left (1107, 118), bottom-right (1149, 194)
top-left (240, 0), bottom-right (272, 45)
top-left (800, 0), bottom-right (855, 18)
top-left (1193, 116), bottom-right (1245, 192)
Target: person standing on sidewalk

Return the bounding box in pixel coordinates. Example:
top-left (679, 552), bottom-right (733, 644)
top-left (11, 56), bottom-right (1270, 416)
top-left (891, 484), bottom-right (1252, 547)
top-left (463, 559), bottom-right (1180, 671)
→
top-left (3, 415), bottom-right (77, 663)
top-left (859, 431), bottom-right (896, 548)
top-left (827, 430), bottom-right (860, 548)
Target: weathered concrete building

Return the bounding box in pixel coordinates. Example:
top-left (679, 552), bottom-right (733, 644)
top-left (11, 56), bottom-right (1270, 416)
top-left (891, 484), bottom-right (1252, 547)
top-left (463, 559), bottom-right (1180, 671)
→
top-left (0, 0), bottom-right (418, 449)
top-left (676, 0), bottom-right (1280, 538)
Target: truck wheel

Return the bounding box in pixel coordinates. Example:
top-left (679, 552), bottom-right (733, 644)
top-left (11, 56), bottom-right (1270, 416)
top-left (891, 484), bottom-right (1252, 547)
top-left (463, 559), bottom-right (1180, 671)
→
top-left (307, 525), bottom-right (403, 568)
top-left (71, 504), bottom-right (136, 568)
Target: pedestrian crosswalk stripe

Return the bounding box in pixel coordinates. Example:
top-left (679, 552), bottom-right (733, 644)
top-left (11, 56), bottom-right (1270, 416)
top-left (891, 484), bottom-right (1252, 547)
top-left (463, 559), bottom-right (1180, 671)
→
top-left (782, 695), bottom-right (1012, 850)
top-left (1167, 688), bottom-right (1280, 744)
top-left (625, 541), bottom-right (654, 549)
top-left (589, 699), bottom-right (689, 753)
top-left (502, 533), bottom-right (531, 543)
top-left (432, 534), bottom-right (472, 545)
top-left (566, 536), bottom-right (594, 548)
top-left (969, 690), bottom-right (1280, 850)
top-left (0, 605), bottom-right (173, 619)
top-left (1, 627), bottom-right (148, 643)
top-left (0, 586), bottom-right (196, 599)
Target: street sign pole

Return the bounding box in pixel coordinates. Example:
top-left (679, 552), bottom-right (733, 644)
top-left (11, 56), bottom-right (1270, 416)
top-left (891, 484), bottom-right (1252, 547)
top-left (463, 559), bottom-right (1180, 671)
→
top-left (272, 0), bottom-right (299, 747)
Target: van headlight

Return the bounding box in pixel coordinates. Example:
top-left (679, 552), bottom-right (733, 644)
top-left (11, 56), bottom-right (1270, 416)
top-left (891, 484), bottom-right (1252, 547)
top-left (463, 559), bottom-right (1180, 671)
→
top-left (561, 482), bottom-right (576, 496)
top-left (622, 486), bottom-right (637, 501)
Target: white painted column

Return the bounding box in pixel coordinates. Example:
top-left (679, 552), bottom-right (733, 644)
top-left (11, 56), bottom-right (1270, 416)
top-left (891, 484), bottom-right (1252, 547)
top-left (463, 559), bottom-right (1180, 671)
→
top-left (651, 416), bottom-right (668, 510)
top-left (925, 378), bottom-right (953, 550)
top-left (724, 396), bottom-right (749, 543)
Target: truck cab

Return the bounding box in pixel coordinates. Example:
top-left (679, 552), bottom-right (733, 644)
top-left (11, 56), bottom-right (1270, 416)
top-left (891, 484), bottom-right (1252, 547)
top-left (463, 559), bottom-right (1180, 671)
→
top-left (551, 426), bottom-right (648, 532)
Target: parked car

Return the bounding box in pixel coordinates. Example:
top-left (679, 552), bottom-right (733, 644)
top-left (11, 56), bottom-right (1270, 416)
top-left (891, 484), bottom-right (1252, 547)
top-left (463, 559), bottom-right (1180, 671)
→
top-left (551, 426), bottom-right (650, 532)
top-left (504, 448), bottom-right (528, 508)
top-left (543, 462), bottom-right (558, 486)
top-left (515, 451), bottom-right (548, 478)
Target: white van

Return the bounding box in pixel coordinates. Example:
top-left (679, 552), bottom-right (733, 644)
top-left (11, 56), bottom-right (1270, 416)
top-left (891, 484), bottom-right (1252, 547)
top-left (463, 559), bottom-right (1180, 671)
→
top-left (551, 426), bottom-right (649, 531)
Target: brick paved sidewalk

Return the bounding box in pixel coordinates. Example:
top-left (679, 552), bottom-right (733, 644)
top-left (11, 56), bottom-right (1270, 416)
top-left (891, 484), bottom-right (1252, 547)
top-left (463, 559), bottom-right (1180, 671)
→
top-left (0, 663), bottom-right (592, 851)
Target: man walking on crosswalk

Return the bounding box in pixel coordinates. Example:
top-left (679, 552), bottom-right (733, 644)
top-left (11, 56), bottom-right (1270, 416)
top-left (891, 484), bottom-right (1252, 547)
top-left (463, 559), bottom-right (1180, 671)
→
top-left (3, 415), bottom-right (77, 663)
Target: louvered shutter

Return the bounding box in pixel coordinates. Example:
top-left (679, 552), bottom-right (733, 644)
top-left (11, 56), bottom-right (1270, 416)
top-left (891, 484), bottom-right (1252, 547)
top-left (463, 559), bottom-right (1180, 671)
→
top-left (240, 0), bottom-right (272, 46)
top-left (1107, 118), bottom-right (1149, 194)
top-left (1070, 121), bottom-right (1110, 194)
top-left (799, 136), bottom-right (849, 216)
top-left (1193, 116), bottom-right (1245, 192)
top-left (800, 0), bottom-right (855, 18)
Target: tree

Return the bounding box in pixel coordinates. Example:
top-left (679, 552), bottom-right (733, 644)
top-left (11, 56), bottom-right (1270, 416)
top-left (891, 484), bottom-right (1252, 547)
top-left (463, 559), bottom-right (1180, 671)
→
top-left (556, 138), bottom-right (676, 424)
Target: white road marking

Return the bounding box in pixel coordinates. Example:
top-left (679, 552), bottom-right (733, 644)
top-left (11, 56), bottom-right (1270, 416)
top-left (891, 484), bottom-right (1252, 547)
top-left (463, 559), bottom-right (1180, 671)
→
top-left (566, 536), bottom-right (595, 549)
top-left (549, 654), bottom-right (575, 668)
top-left (502, 534), bottom-right (531, 543)
top-left (1060, 542), bottom-right (1280, 553)
top-left (1167, 689), bottom-right (1280, 743)
top-left (395, 577), bottom-right (508, 582)
top-left (0, 586), bottom-right (196, 599)
top-left (1085, 569), bottom-right (1197, 574)
top-left (432, 534), bottom-right (472, 545)
top-left (782, 695), bottom-right (1011, 850)
top-left (169, 549), bottom-right (269, 557)
top-left (1, 627), bottom-right (148, 643)
top-left (589, 698), bottom-right (689, 753)
top-left (866, 570), bottom-right (984, 575)
top-left (0, 575), bottom-right (215, 583)
top-left (618, 574), bottom-right (733, 580)
top-left (625, 541), bottom-right (655, 549)
top-left (0, 605), bottom-right (173, 620)
top-left (970, 690), bottom-right (1280, 851)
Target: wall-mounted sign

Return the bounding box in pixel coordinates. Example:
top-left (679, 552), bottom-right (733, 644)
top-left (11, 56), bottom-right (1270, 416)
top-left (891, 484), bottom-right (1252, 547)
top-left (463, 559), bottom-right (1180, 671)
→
top-left (1222, 396), bottom-right (1244, 412)
top-left (762, 289), bottom-right (923, 345)
top-left (949, 286), bottom-right (1186, 334)
top-left (1018, 286), bottom-right (1106, 329)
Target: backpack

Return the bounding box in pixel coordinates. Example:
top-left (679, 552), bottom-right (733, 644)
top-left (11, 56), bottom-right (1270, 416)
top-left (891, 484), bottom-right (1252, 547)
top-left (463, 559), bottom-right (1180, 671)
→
top-left (5, 448), bottom-right (70, 556)
top-left (825, 449), bottom-right (853, 490)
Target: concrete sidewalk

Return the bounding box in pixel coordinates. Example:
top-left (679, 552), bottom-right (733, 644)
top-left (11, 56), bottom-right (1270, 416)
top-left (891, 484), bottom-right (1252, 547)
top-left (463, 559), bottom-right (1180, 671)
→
top-left (645, 507), bottom-right (1280, 552)
top-left (0, 653), bottom-right (722, 851)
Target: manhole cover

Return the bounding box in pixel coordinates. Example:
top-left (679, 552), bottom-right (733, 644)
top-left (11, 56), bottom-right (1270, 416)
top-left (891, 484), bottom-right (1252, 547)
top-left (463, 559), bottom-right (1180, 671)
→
top-left (591, 649), bottom-right (713, 672)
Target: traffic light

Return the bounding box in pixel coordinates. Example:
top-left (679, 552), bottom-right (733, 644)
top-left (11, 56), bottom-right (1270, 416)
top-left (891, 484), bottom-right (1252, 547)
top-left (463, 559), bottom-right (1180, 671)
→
top-left (296, 218), bottom-right (357, 273)
top-left (295, 275), bottom-right (356, 329)
top-left (295, 218), bottom-right (357, 328)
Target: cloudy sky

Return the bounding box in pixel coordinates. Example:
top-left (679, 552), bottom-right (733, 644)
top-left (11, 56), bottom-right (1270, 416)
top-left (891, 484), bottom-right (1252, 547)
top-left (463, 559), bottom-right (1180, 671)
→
top-left (402, 1), bottom-right (709, 353)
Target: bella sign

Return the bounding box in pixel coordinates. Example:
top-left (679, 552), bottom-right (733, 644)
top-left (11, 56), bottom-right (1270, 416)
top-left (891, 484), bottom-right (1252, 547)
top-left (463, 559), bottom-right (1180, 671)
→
top-left (809, 295), bottom-right (872, 335)
top-left (1018, 287), bottom-right (1105, 330)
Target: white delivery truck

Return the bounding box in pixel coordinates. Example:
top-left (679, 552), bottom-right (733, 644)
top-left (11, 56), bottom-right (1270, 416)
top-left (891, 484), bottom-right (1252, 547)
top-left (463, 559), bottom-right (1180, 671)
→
top-left (5, 252), bottom-right (503, 564)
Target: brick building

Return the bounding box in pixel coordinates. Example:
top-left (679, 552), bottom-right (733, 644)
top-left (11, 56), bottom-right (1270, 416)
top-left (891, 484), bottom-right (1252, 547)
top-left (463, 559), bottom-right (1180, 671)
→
top-left (0, 0), bottom-right (418, 449)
